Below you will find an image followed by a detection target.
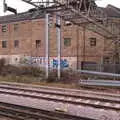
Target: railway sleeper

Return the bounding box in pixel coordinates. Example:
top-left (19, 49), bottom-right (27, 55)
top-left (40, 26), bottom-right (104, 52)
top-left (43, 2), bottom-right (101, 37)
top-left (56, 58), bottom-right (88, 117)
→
top-left (0, 102), bottom-right (94, 120)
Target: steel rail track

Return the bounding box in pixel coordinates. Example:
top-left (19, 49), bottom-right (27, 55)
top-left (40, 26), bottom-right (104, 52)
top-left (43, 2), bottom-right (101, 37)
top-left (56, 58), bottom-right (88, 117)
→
top-left (0, 102), bottom-right (93, 120)
top-left (1, 82), bottom-right (120, 98)
top-left (0, 84), bottom-right (119, 104)
top-left (0, 83), bottom-right (120, 100)
top-left (0, 84), bottom-right (119, 111)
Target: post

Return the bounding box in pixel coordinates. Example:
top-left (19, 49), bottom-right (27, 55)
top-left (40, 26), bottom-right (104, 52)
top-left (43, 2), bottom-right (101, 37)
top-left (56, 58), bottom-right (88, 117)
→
top-left (56, 14), bottom-right (61, 79)
top-left (45, 13), bottom-right (49, 79)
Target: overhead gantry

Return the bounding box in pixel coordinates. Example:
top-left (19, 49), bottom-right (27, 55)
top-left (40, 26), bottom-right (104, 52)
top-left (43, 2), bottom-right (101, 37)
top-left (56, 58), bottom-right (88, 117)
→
top-left (21, 0), bottom-right (118, 39)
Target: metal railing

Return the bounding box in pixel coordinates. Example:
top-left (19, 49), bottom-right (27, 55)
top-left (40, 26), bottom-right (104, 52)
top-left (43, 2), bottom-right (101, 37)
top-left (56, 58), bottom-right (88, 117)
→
top-left (80, 79), bottom-right (120, 87)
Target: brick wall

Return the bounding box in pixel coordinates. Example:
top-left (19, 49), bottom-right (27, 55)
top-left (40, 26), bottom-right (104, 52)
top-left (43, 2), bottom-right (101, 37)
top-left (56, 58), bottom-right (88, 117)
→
top-left (0, 16), bottom-right (108, 69)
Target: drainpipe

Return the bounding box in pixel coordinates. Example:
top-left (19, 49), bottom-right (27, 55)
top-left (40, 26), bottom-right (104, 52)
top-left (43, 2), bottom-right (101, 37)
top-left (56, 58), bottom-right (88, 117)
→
top-left (83, 26), bottom-right (86, 62)
top-left (76, 26), bottom-right (79, 69)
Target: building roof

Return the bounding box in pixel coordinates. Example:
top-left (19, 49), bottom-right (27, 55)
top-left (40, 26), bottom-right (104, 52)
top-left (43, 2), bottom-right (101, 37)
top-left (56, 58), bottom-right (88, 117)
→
top-left (0, 10), bottom-right (45, 24)
top-left (102, 5), bottom-right (120, 18)
top-left (0, 5), bottom-right (120, 24)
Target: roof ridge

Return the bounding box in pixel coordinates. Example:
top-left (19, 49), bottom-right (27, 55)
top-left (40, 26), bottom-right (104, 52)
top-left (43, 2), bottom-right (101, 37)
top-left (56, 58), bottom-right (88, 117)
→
top-left (0, 10), bottom-right (46, 24)
top-left (107, 4), bottom-right (120, 14)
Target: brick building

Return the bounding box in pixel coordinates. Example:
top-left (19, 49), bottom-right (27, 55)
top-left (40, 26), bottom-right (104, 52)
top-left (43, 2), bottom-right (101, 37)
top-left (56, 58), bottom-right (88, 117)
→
top-left (0, 5), bottom-right (120, 70)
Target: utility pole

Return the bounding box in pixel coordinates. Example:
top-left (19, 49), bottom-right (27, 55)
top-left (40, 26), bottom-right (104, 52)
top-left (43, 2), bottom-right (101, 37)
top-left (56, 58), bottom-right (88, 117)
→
top-left (3, 0), bottom-right (6, 13)
top-left (114, 37), bottom-right (120, 74)
top-left (56, 14), bottom-right (61, 80)
top-left (45, 13), bottom-right (49, 79)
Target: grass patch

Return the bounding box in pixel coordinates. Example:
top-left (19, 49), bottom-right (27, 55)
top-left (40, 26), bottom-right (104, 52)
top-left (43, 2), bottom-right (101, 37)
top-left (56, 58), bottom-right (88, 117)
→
top-left (0, 75), bottom-right (41, 84)
top-left (0, 58), bottom-right (119, 93)
top-left (0, 75), bottom-right (78, 89)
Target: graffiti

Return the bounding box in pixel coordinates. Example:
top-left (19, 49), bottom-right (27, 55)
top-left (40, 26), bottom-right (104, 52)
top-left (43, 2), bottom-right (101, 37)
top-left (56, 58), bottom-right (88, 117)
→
top-left (31, 57), bottom-right (45, 66)
top-left (19, 56), bottom-right (45, 66)
top-left (52, 59), bottom-right (69, 68)
top-left (19, 56), bottom-right (77, 69)
top-left (19, 56), bottom-right (31, 64)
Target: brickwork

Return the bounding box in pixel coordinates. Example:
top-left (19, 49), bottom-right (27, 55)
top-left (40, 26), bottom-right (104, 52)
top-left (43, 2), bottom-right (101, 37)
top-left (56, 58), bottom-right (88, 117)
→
top-left (0, 13), bottom-right (113, 69)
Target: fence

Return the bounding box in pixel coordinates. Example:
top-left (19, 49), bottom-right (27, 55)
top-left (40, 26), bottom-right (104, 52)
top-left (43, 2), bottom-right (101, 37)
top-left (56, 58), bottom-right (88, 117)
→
top-left (81, 62), bottom-right (120, 74)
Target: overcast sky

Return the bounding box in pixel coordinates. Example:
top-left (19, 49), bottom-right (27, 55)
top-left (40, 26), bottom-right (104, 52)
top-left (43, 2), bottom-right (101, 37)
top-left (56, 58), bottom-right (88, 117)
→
top-left (0, 0), bottom-right (120, 16)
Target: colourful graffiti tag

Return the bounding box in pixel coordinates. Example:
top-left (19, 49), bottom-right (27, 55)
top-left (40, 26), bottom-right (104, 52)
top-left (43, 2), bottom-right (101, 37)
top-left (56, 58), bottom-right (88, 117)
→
top-left (52, 59), bottom-right (69, 68)
top-left (19, 56), bottom-right (74, 69)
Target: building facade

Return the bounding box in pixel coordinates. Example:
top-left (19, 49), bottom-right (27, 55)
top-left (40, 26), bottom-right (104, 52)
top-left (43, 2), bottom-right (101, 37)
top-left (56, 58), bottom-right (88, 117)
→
top-left (0, 5), bottom-right (119, 70)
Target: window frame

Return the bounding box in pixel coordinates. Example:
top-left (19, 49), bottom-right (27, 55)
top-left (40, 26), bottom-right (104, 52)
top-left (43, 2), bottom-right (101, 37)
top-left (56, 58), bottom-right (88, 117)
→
top-left (103, 57), bottom-right (110, 64)
top-left (14, 40), bottom-right (19, 48)
top-left (14, 24), bottom-right (19, 31)
top-left (2, 41), bottom-right (7, 48)
top-left (64, 38), bottom-right (71, 47)
top-left (89, 37), bottom-right (96, 47)
top-left (36, 40), bottom-right (41, 48)
top-left (2, 25), bottom-right (7, 32)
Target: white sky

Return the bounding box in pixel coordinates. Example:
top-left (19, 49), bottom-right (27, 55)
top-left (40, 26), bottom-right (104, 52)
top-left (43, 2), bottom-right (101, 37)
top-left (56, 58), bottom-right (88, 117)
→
top-left (0, 0), bottom-right (120, 16)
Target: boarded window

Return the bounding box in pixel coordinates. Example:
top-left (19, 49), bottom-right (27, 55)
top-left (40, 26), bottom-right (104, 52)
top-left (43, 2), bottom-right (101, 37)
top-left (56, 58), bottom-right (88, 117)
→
top-left (14, 24), bottom-right (19, 31)
top-left (36, 40), bottom-right (41, 48)
top-left (103, 57), bottom-right (110, 64)
top-left (14, 40), bottom-right (19, 48)
top-left (2, 25), bottom-right (7, 32)
top-left (64, 38), bottom-right (71, 47)
top-left (89, 37), bottom-right (96, 47)
top-left (2, 41), bottom-right (7, 48)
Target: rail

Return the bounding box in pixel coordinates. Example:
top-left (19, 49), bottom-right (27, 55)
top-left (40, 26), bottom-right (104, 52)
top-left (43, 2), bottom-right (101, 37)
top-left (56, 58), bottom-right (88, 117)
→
top-left (78, 70), bottom-right (120, 78)
top-left (0, 102), bottom-right (92, 120)
top-left (0, 82), bottom-right (119, 119)
top-left (80, 79), bottom-right (120, 87)
top-left (0, 83), bottom-right (119, 111)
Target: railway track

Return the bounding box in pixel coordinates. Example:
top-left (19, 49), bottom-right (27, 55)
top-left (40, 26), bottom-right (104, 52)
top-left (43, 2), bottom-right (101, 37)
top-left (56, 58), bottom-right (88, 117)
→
top-left (0, 102), bottom-right (92, 120)
top-left (1, 81), bottom-right (120, 98)
top-left (0, 82), bottom-right (119, 112)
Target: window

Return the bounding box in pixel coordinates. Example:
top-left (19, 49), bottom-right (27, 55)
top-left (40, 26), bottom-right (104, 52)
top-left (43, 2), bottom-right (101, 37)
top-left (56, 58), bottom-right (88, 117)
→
top-left (14, 40), bottom-right (19, 48)
top-left (64, 38), bottom-right (71, 47)
top-left (89, 37), bottom-right (96, 47)
top-left (2, 41), bottom-right (7, 48)
top-left (36, 40), bottom-right (41, 48)
top-left (103, 57), bottom-right (110, 64)
top-left (14, 24), bottom-right (19, 31)
top-left (2, 25), bottom-right (7, 32)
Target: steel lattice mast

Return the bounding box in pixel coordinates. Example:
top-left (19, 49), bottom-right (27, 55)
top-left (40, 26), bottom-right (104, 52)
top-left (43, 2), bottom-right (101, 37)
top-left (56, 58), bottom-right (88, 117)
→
top-left (21, 0), bottom-right (118, 39)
